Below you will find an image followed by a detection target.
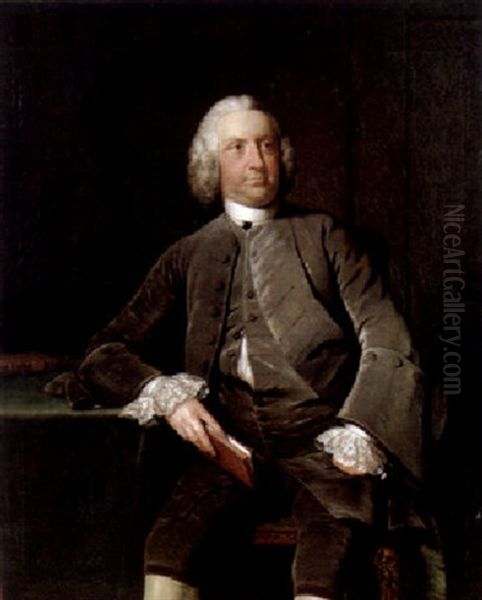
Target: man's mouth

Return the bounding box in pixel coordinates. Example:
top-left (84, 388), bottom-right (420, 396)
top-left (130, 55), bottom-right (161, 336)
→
top-left (245, 178), bottom-right (266, 186)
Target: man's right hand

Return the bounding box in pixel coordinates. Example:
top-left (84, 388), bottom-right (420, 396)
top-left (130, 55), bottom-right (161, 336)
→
top-left (165, 397), bottom-right (227, 457)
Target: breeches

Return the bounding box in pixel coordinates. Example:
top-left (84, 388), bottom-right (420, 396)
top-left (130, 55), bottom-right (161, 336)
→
top-left (145, 457), bottom-right (362, 598)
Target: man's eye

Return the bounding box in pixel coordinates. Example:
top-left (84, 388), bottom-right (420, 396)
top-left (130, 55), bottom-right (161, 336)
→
top-left (262, 140), bottom-right (276, 151)
top-left (227, 142), bottom-right (245, 152)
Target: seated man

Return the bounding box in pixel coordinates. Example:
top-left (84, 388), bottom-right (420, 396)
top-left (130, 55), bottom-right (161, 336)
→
top-left (76, 95), bottom-right (425, 600)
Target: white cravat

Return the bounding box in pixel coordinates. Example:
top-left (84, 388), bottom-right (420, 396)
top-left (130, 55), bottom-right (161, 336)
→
top-left (224, 198), bottom-right (278, 227)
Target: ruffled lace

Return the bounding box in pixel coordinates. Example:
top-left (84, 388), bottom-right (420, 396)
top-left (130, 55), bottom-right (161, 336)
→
top-left (316, 424), bottom-right (386, 475)
top-left (120, 373), bottom-right (209, 426)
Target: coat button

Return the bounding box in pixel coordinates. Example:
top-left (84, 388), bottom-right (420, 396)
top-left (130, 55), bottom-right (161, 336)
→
top-left (214, 281), bottom-right (226, 292)
top-left (246, 290), bottom-right (255, 299)
top-left (248, 314), bottom-right (258, 322)
top-left (211, 306), bottom-right (221, 317)
top-left (221, 254), bottom-right (231, 264)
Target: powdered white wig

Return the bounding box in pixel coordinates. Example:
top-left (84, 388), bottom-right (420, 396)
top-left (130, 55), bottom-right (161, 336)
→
top-left (188, 94), bottom-right (295, 205)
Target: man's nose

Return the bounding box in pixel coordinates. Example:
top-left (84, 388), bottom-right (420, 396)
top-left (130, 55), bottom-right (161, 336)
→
top-left (246, 143), bottom-right (265, 169)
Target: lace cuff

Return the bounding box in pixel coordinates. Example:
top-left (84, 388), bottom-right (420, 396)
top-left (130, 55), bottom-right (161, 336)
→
top-left (119, 373), bottom-right (209, 426)
top-left (315, 424), bottom-right (386, 475)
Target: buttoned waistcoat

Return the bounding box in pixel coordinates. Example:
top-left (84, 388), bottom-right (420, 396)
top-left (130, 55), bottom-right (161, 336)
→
top-left (79, 209), bottom-right (424, 484)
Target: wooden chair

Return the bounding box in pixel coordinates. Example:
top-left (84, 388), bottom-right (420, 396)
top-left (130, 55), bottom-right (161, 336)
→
top-left (252, 517), bottom-right (446, 600)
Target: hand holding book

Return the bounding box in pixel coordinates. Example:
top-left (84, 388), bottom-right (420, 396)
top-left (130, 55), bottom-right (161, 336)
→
top-left (166, 397), bottom-right (222, 456)
top-left (166, 397), bottom-right (254, 487)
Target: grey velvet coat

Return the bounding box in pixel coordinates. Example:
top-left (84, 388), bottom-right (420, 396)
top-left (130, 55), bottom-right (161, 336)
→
top-left (78, 210), bottom-right (424, 487)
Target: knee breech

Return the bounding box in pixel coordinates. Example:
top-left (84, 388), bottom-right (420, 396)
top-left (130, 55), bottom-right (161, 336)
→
top-left (144, 461), bottom-right (251, 584)
top-left (292, 487), bottom-right (354, 598)
top-left (145, 461), bottom-right (356, 596)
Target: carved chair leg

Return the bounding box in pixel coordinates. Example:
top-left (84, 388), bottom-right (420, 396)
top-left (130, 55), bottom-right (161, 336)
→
top-left (374, 546), bottom-right (400, 600)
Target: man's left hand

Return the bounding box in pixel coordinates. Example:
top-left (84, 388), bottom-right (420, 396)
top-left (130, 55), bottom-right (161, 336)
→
top-left (332, 457), bottom-right (368, 476)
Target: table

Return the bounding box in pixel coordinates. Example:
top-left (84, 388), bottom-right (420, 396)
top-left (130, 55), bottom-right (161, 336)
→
top-left (0, 373), bottom-right (178, 600)
top-left (0, 374), bottom-right (295, 600)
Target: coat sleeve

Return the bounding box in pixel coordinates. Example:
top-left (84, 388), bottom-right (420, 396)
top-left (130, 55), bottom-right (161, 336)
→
top-left (77, 238), bottom-right (190, 407)
top-left (322, 217), bottom-right (424, 480)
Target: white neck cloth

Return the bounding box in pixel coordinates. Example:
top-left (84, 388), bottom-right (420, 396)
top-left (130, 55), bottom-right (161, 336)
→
top-left (224, 199), bottom-right (277, 227)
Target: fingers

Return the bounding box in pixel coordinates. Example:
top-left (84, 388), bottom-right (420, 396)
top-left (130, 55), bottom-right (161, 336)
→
top-left (332, 457), bottom-right (367, 476)
top-left (166, 398), bottom-right (223, 457)
top-left (200, 410), bottom-right (226, 439)
top-left (171, 416), bottom-right (216, 457)
top-left (183, 419), bottom-right (216, 457)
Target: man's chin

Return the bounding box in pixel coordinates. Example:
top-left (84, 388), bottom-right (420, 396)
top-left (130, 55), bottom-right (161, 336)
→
top-left (234, 198), bottom-right (275, 208)
top-left (234, 190), bottom-right (277, 208)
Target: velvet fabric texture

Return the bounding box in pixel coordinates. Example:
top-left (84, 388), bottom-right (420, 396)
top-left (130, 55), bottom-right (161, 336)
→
top-left (144, 456), bottom-right (359, 598)
top-left (77, 210), bottom-right (424, 482)
top-left (45, 208), bottom-right (431, 595)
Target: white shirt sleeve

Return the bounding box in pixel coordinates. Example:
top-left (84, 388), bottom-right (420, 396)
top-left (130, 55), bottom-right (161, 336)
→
top-left (119, 373), bottom-right (209, 425)
top-left (315, 424), bottom-right (387, 475)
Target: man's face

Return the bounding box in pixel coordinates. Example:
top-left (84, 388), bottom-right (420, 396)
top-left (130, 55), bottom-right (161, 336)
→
top-left (217, 110), bottom-right (280, 207)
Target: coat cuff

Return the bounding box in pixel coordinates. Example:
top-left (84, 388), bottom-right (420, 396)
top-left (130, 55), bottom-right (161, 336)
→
top-left (336, 346), bottom-right (424, 480)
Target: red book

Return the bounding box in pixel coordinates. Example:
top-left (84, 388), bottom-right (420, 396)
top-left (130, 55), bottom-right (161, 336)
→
top-left (0, 353), bottom-right (63, 375)
top-left (208, 430), bottom-right (255, 488)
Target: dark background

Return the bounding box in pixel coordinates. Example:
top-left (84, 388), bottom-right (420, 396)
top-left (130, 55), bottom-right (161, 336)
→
top-left (0, 1), bottom-right (481, 599)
